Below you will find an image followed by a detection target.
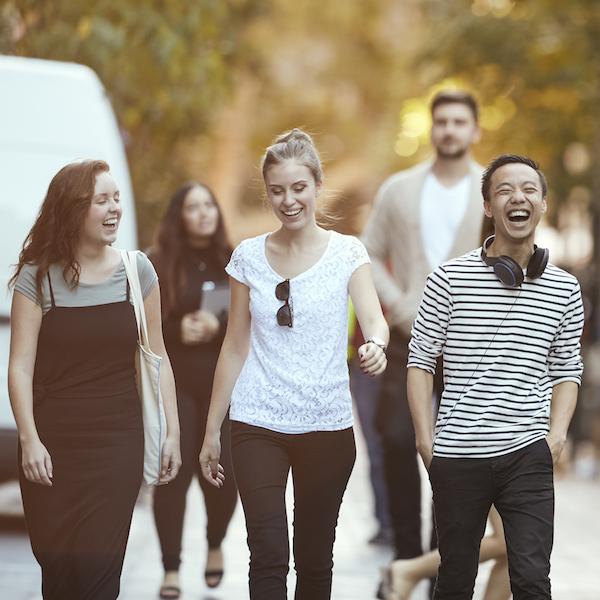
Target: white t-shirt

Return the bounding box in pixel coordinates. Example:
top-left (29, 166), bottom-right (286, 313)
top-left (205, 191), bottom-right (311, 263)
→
top-left (420, 173), bottom-right (470, 270)
top-left (225, 230), bottom-right (370, 434)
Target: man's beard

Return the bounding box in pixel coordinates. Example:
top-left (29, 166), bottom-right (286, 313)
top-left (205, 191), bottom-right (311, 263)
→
top-left (435, 145), bottom-right (469, 160)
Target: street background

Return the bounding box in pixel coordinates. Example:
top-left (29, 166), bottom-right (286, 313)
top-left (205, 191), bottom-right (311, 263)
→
top-left (2, 1), bottom-right (600, 598)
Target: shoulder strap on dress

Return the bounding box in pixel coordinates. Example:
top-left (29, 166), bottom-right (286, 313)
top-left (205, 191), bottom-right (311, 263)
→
top-left (46, 271), bottom-right (56, 308)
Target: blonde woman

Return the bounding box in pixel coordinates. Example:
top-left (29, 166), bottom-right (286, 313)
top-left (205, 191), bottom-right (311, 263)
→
top-left (200, 129), bottom-right (389, 599)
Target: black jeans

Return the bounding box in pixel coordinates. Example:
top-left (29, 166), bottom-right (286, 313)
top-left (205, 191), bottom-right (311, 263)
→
top-left (231, 421), bottom-right (356, 600)
top-left (430, 439), bottom-right (554, 600)
top-left (153, 389), bottom-right (238, 571)
top-left (375, 328), bottom-right (442, 558)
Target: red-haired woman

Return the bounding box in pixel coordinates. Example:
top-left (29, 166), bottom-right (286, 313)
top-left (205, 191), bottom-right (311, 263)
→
top-left (149, 182), bottom-right (237, 599)
top-left (8, 160), bottom-right (181, 600)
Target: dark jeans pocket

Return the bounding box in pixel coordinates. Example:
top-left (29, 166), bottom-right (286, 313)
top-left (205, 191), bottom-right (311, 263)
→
top-left (539, 437), bottom-right (555, 467)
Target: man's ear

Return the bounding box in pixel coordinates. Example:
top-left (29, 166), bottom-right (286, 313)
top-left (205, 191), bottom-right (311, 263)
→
top-left (541, 197), bottom-right (548, 214)
top-left (483, 199), bottom-right (493, 218)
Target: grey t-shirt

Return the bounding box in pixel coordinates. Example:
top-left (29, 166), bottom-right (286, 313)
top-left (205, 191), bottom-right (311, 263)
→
top-left (15, 252), bottom-right (158, 315)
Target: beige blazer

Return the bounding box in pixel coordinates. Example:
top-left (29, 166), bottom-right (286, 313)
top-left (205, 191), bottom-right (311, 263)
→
top-left (362, 159), bottom-right (485, 336)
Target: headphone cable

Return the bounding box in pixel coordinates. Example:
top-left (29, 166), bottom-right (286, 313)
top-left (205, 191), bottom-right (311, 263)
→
top-left (433, 288), bottom-right (523, 446)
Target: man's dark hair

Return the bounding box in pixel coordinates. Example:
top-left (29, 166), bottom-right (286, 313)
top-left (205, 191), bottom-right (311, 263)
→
top-left (481, 154), bottom-right (548, 201)
top-left (430, 89), bottom-right (479, 122)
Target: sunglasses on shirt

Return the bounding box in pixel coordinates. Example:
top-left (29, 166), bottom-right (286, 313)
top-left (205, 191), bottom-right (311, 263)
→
top-left (275, 279), bottom-right (293, 328)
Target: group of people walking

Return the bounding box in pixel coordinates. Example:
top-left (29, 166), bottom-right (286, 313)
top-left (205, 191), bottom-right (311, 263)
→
top-left (7, 88), bottom-right (584, 600)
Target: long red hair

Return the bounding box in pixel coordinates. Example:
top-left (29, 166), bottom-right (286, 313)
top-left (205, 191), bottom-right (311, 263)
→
top-left (10, 159), bottom-right (110, 296)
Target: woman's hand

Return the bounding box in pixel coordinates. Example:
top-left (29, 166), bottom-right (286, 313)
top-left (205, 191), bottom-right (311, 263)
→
top-left (358, 342), bottom-right (387, 377)
top-left (21, 438), bottom-right (53, 486)
top-left (196, 311), bottom-right (220, 341)
top-left (181, 311), bottom-right (220, 345)
top-left (199, 433), bottom-right (225, 488)
top-left (181, 312), bottom-right (204, 344)
top-left (159, 435), bottom-right (182, 485)
top-left (348, 263), bottom-right (389, 378)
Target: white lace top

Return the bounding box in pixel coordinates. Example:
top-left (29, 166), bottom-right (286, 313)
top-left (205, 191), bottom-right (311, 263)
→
top-left (225, 230), bottom-right (370, 433)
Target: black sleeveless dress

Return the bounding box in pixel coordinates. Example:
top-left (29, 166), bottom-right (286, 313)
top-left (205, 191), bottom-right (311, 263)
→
top-left (18, 273), bottom-right (144, 600)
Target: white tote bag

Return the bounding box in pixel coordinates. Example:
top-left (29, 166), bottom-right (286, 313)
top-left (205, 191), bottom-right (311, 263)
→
top-left (121, 250), bottom-right (167, 485)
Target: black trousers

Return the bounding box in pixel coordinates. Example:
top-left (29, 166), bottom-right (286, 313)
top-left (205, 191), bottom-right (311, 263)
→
top-left (430, 439), bottom-right (554, 600)
top-left (153, 389), bottom-right (238, 571)
top-left (375, 328), bottom-right (442, 558)
top-left (231, 421), bottom-right (356, 600)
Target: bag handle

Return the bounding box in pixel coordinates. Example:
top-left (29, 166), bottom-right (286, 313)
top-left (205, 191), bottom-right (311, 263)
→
top-left (120, 250), bottom-right (151, 349)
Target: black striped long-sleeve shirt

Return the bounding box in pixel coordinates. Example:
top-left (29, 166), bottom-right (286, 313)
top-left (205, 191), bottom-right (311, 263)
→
top-left (408, 248), bottom-right (584, 458)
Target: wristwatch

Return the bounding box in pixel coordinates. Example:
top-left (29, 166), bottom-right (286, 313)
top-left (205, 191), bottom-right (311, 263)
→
top-left (366, 336), bottom-right (387, 353)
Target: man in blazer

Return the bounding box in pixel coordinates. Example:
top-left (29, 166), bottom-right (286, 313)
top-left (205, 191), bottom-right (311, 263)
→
top-left (362, 90), bottom-right (488, 577)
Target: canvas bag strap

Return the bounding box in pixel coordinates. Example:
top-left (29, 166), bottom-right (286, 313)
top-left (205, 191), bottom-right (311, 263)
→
top-left (120, 250), bottom-right (151, 349)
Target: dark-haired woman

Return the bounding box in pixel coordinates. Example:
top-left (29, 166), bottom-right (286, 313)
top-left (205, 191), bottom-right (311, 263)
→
top-left (8, 160), bottom-right (181, 600)
top-left (149, 182), bottom-right (238, 599)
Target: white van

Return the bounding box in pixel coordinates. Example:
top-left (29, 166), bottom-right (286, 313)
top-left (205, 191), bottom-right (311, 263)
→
top-left (0, 56), bottom-right (138, 481)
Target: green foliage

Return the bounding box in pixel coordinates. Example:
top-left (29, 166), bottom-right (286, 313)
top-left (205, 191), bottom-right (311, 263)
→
top-left (3, 0), bottom-right (265, 242)
top-left (419, 0), bottom-right (600, 221)
top-left (2, 0), bottom-right (600, 253)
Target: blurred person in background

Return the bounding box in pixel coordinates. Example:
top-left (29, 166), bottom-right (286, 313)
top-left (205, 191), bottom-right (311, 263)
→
top-left (362, 90), bottom-right (487, 595)
top-left (348, 303), bottom-right (393, 546)
top-left (562, 264), bottom-right (598, 479)
top-left (383, 506), bottom-right (509, 600)
top-left (149, 182), bottom-right (237, 599)
top-left (8, 160), bottom-right (181, 600)
top-left (199, 128), bottom-right (389, 600)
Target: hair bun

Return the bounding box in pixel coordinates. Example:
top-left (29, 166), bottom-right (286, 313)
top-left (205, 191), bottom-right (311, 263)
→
top-left (262, 127), bottom-right (323, 184)
top-left (274, 128), bottom-right (314, 147)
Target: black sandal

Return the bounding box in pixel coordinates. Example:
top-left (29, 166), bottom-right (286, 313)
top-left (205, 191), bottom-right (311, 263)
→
top-left (159, 584), bottom-right (181, 599)
top-left (205, 568), bottom-right (224, 588)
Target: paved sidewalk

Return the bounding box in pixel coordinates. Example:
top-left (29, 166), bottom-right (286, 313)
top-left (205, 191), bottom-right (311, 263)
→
top-left (120, 450), bottom-right (600, 600)
top-left (1, 430), bottom-right (599, 599)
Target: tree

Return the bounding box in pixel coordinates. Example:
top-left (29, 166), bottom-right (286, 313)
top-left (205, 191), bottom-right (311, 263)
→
top-left (5, 0), bottom-right (599, 259)
top-left (417, 0), bottom-right (600, 333)
top-left (2, 0), bottom-right (266, 242)
top-left (2, 0), bottom-right (432, 242)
